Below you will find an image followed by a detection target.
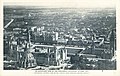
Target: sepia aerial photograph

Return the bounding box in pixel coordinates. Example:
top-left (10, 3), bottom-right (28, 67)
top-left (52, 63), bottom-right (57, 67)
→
top-left (3, 0), bottom-right (116, 70)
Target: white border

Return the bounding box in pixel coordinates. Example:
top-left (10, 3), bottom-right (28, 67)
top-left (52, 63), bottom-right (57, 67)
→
top-left (0, 0), bottom-right (120, 76)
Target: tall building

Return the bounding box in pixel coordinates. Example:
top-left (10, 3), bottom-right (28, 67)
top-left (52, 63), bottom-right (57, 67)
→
top-left (32, 46), bottom-right (67, 67)
top-left (51, 32), bottom-right (58, 41)
top-left (110, 29), bottom-right (115, 57)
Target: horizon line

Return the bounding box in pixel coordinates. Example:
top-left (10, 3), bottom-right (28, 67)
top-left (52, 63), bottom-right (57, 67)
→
top-left (3, 1), bottom-right (116, 9)
top-left (3, 5), bottom-right (116, 9)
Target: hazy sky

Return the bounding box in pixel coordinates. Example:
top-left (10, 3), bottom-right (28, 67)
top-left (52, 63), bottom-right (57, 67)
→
top-left (4, 0), bottom-right (116, 8)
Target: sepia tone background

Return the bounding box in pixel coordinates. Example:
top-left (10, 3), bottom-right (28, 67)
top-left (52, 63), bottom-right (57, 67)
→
top-left (0, 0), bottom-right (120, 76)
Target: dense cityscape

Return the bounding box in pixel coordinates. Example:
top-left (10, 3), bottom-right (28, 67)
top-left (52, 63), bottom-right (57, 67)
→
top-left (4, 6), bottom-right (116, 70)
